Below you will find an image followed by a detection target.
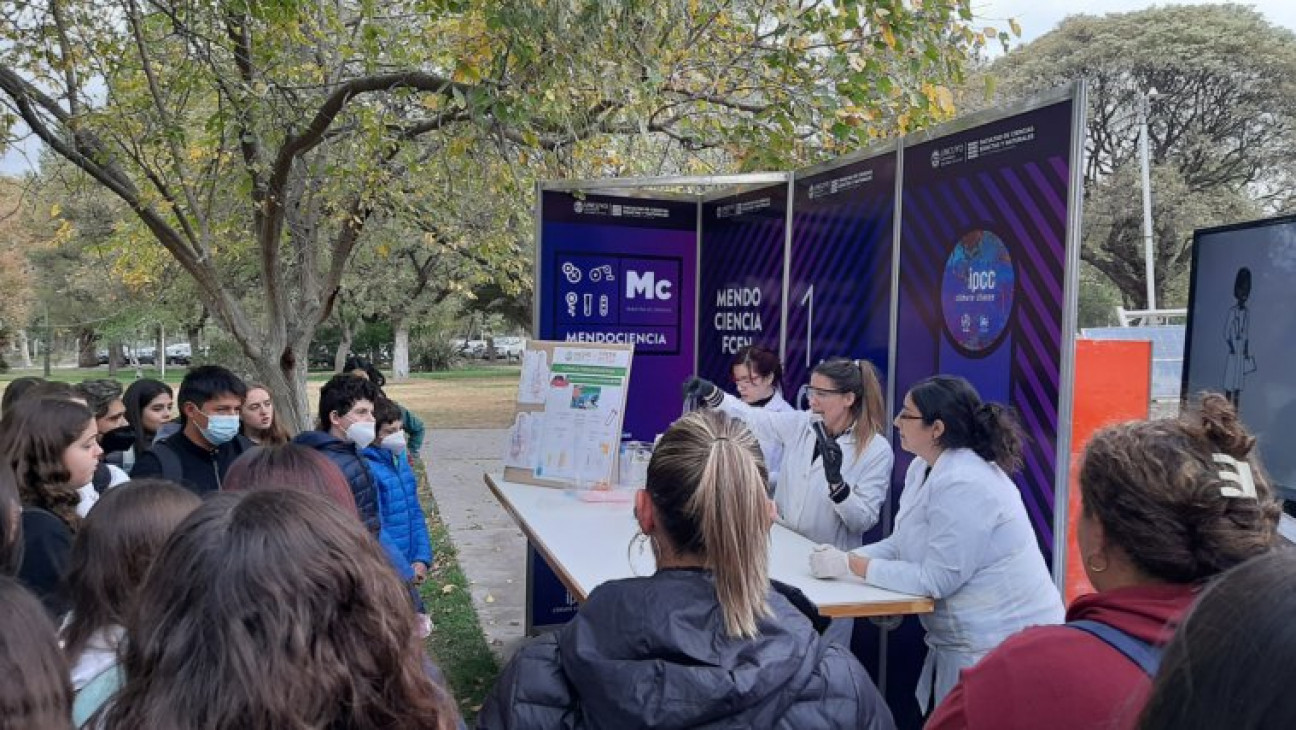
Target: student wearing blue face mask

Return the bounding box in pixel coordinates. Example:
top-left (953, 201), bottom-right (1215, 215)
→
top-left (132, 366), bottom-right (252, 495)
top-left (363, 397), bottom-right (434, 632)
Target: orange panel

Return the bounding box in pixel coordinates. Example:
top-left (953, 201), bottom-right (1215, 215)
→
top-left (1065, 340), bottom-right (1153, 604)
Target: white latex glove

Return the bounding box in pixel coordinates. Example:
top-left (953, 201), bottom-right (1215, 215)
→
top-left (809, 544), bottom-right (851, 580)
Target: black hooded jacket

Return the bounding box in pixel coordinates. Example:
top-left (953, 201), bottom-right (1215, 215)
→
top-left (478, 569), bottom-right (894, 730)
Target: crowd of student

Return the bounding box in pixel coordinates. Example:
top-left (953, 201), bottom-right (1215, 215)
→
top-left (0, 359), bottom-right (451, 728)
top-left (1, 353), bottom-right (1294, 729)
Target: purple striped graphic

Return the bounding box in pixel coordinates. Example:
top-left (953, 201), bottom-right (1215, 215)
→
top-left (786, 154), bottom-right (897, 396)
top-left (894, 99), bottom-right (1075, 562)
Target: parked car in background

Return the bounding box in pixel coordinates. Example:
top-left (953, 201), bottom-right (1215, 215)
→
top-left (494, 336), bottom-right (526, 360)
top-left (165, 343), bottom-right (192, 365)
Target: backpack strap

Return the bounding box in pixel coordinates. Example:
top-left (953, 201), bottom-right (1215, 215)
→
top-left (151, 442), bottom-right (185, 485)
top-left (1066, 619), bottom-right (1163, 676)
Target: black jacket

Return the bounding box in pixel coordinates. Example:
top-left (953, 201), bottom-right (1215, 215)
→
top-left (293, 430), bottom-right (380, 535)
top-left (17, 507), bottom-right (73, 618)
top-left (131, 429), bottom-right (250, 496)
top-left (478, 569), bottom-right (895, 730)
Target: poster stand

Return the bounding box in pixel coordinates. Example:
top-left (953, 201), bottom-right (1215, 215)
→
top-left (502, 340), bottom-right (634, 490)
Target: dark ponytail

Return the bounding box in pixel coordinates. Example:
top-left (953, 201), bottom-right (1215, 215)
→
top-left (910, 375), bottom-right (1025, 472)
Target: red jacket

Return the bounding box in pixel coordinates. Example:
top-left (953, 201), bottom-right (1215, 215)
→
top-left (926, 583), bottom-right (1198, 730)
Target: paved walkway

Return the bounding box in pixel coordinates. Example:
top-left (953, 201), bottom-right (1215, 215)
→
top-left (422, 429), bottom-right (529, 661)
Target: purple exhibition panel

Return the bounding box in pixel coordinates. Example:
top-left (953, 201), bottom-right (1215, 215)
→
top-left (785, 152), bottom-right (897, 397)
top-left (533, 189), bottom-right (698, 631)
top-left (697, 184), bottom-right (788, 385)
top-left (538, 190), bottom-right (698, 442)
top-left (895, 99), bottom-right (1076, 561)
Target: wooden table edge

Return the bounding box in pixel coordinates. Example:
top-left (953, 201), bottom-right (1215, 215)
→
top-left (817, 598), bottom-right (934, 618)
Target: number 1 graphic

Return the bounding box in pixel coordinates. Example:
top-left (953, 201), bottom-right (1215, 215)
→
top-left (800, 283), bottom-right (814, 368)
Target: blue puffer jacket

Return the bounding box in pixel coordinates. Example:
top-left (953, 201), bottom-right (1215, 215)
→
top-left (293, 431), bottom-right (380, 535)
top-left (362, 444), bottom-right (434, 580)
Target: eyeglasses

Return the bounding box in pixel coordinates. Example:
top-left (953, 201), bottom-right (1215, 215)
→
top-left (806, 386), bottom-right (847, 398)
top-left (731, 375), bottom-right (762, 387)
top-left (895, 412), bottom-right (924, 421)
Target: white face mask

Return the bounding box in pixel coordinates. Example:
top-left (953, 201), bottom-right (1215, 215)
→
top-left (345, 421), bottom-right (376, 449)
top-left (381, 431), bottom-right (408, 455)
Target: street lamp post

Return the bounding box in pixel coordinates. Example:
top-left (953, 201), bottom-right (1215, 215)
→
top-left (1137, 88), bottom-right (1160, 313)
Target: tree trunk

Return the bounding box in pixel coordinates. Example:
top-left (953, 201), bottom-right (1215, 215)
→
top-left (333, 319), bottom-right (353, 374)
top-left (250, 348), bottom-right (311, 435)
top-left (157, 324), bottom-right (167, 380)
top-left (107, 339), bottom-right (123, 375)
top-left (17, 330), bottom-right (32, 368)
top-left (393, 320), bottom-right (410, 380)
top-left (77, 328), bottom-right (98, 368)
top-left (185, 325), bottom-right (202, 353)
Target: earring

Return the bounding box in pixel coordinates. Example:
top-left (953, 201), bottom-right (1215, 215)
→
top-left (627, 531), bottom-right (652, 576)
top-left (1085, 554), bottom-right (1109, 574)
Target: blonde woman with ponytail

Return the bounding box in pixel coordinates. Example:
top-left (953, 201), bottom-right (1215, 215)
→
top-left (478, 410), bottom-right (895, 730)
top-left (684, 357), bottom-right (892, 645)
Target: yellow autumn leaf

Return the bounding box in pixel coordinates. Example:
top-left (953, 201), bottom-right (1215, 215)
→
top-left (1009, 18), bottom-right (1022, 37)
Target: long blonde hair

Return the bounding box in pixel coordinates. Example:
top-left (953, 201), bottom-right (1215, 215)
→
top-left (645, 410), bottom-right (771, 638)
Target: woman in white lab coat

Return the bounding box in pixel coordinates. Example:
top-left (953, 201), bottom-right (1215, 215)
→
top-left (686, 358), bottom-right (893, 645)
top-left (729, 345), bottom-right (795, 490)
top-left (809, 375), bottom-right (1064, 715)
top-left (688, 357), bottom-right (891, 548)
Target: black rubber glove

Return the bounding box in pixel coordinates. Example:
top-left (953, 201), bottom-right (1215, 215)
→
top-left (682, 376), bottom-right (723, 408)
top-left (815, 427), bottom-right (845, 487)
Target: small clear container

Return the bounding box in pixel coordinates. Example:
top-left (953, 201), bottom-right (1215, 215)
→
top-left (618, 441), bottom-right (652, 488)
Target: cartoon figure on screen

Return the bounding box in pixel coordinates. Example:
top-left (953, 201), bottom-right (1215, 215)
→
top-left (1223, 267), bottom-right (1256, 408)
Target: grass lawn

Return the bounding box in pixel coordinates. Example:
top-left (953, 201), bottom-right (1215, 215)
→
top-left (1, 365), bottom-right (522, 429)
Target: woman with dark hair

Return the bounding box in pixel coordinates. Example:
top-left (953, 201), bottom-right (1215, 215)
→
top-left (1138, 550), bottom-right (1296, 730)
top-left (0, 576), bottom-right (72, 730)
top-left (95, 490), bottom-right (459, 729)
top-left (61, 479), bottom-right (201, 725)
top-left (1, 462), bottom-right (22, 576)
top-left (729, 345), bottom-right (794, 487)
top-left (927, 393), bottom-right (1280, 730)
top-left (810, 375), bottom-right (1064, 713)
top-left (239, 383), bottom-right (291, 445)
top-left (2, 375), bottom-right (46, 415)
top-left (480, 410), bottom-right (894, 729)
top-left (0, 397), bottom-right (103, 616)
top-left (342, 355), bottom-right (427, 455)
top-left (105, 379), bottom-right (174, 474)
top-left (223, 443), bottom-right (359, 518)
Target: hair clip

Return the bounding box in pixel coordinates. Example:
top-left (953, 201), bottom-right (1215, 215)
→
top-left (1213, 453), bottom-right (1258, 499)
top-left (712, 436), bottom-right (730, 443)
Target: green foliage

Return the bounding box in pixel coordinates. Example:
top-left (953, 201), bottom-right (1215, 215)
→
top-left (1, 0), bottom-right (1001, 419)
top-left (984, 4), bottom-right (1296, 308)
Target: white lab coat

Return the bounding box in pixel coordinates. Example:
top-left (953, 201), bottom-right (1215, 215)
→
top-left (752, 391), bottom-right (794, 492)
top-left (717, 393), bottom-right (892, 550)
top-left (856, 448), bottom-right (1064, 712)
